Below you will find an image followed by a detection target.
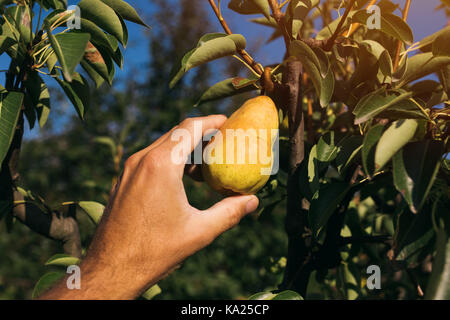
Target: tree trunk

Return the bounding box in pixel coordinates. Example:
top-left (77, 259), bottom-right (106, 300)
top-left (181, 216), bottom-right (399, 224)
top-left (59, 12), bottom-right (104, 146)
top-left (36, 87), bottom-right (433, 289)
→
top-left (279, 58), bottom-right (312, 296)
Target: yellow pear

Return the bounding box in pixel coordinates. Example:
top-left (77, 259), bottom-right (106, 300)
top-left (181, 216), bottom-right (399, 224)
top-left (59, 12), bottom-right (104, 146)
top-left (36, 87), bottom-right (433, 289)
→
top-left (202, 96), bottom-right (279, 195)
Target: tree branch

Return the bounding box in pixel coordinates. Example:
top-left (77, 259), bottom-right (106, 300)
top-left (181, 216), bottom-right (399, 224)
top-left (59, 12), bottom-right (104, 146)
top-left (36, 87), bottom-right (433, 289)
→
top-left (268, 0), bottom-right (290, 51)
top-left (278, 58), bottom-right (311, 296)
top-left (393, 0), bottom-right (412, 71)
top-left (207, 0), bottom-right (263, 75)
top-left (13, 191), bottom-right (82, 258)
top-left (324, 0), bottom-right (357, 51)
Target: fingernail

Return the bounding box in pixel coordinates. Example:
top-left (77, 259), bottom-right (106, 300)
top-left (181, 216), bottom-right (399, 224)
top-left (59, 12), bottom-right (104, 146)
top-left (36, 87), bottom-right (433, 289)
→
top-left (245, 197), bottom-right (259, 214)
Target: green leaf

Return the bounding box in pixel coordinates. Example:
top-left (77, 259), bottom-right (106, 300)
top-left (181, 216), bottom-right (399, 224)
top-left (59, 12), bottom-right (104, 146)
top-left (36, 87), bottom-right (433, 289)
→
top-left (5, 5), bottom-right (33, 45)
top-left (228, 0), bottom-right (271, 20)
top-left (80, 59), bottom-right (105, 88)
top-left (272, 290), bottom-right (304, 300)
top-left (361, 40), bottom-right (393, 81)
top-left (398, 52), bottom-right (450, 87)
top-left (309, 182), bottom-right (351, 236)
top-left (426, 228), bottom-right (450, 300)
top-left (56, 73), bottom-right (91, 120)
top-left (439, 66), bottom-right (450, 96)
top-left (248, 292), bottom-right (276, 300)
top-left (45, 51), bottom-right (58, 73)
top-left (44, 8), bottom-right (72, 27)
top-left (374, 119), bottom-right (418, 171)
top-left (335, 135), bottom-right (363, 174)
top-left (32, 272), bottom-right (65, 299)
top-left (376, 101), bottom-right (430, 121)
top-left (307, 145), bottom-right (320, 194)
top-left (418, 25), bottom-right (450, 53)
top-left (169, 33), bottom-right (246, 89)
top-left (116, 12), bottom-right (128, 48)
top-left (249, 290), bottom-right (303, 300)
top-left (267, 29), bottom-right (283, 43)
top-left (94, 136), bottom-right (117, 158)
top-left (0, 35), bottom-right (16, 54)
top-left (25, 72), bottom-right (51, 128)
top-left (83, 42), bottom-right (113, 85)
top-left (316, 131), bottom-right (339, 162)
top-left (249, 16), bottom-right (278, 28)
top-left (289, 0), bottom-right (319, 39)
top-left (352, 10), bottom-right (413, 45)
top-left (290, 40), bottom-right (326, 78)
top-left (289, 41), bottom-right (324, 106)
top-left (78, 0), bottom-right (125, 46)
top-left (23, 95), bottom-right (36, 130)
top-left (353, 90), bottom-right (414, 125)
top-left (41, 0), bottom-right (67, 10)
top-left (78, 201), bottom-right (105, 224)
top-left (0, 0), bottom-right (13, 6)
top-left (432, 29), bottom-right (450, 57)
top-left (45, 254), bottom-right (81, 267)
top-left (395, 206), bottom-right (435, 262)
top-left (361, 124), bottom-right (385, 177)
top-left (336, 263), bottom-right (359, 300)
top-left (77, 18), bottom-right (115, 53)
top-left (141, 284), bottom-right (162, 300)
top-left (0, 91), bottom-right (24, 167)
top-left (316, 13), bottom-right (354, 40)
top-left (320, 68), bottom-right (335, 108)
top-left (393, 140), bottom-right (444, 213)
top-left (195, 77), bottom-right (258, 107)
top-left (101, 0), bottom-right (149, 27)
top-left (348, 45), bottom-right (380, 90)
top-left (36, 88), bottom-right (51, 128)
top-left (45, 25), bottom-right (91, 82)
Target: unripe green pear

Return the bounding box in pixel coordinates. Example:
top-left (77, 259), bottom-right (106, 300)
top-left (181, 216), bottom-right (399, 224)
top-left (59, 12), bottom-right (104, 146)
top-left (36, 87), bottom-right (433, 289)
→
top-left (202, 96), bottom-right (279, 195)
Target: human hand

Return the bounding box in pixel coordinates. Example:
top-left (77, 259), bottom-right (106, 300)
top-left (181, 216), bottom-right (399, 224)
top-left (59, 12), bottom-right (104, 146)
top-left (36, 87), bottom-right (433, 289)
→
top-left (40, 115), bottom-right (259, 300)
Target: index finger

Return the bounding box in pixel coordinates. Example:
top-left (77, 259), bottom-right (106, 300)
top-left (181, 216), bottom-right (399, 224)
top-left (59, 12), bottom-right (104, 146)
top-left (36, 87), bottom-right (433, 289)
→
top-left (163, 115), bottom-right (227, 166)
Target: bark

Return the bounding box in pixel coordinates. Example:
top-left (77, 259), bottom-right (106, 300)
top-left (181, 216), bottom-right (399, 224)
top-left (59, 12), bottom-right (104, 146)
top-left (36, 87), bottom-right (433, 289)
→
top-left (278, 58), bottom-right (312, 296)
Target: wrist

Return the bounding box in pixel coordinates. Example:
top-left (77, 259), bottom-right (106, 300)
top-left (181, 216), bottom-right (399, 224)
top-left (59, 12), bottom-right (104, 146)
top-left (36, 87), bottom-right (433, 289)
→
top-left (76, 256), bottom-right (147, 300)
top-left (39, 256), bottom-right (147, 300)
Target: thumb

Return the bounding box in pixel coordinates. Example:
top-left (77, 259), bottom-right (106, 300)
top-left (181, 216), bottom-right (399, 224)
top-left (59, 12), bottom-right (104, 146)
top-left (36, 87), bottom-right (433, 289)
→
top-left (196, 195), bottom-right (259, 244)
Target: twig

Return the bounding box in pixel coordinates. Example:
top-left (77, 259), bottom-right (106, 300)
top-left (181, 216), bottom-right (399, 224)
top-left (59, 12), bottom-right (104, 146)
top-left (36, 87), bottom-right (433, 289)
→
top-left (268, 0), bottom-right (290, 50)
top-left (262, 67), bottom-right (275, 94)
top-left (406, 268), bottom-right (424, 298)
top-left (324, 0), bottom-right (357, 51)
top-left (207, 0), bottom-right (263, 75)
top-left (393, 0), bottom-right (412, 71)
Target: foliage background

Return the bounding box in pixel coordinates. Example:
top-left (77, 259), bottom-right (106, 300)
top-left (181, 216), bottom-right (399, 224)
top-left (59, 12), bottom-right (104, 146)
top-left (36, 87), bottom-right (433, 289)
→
top-left (0, 0), bottom-right (448, 299)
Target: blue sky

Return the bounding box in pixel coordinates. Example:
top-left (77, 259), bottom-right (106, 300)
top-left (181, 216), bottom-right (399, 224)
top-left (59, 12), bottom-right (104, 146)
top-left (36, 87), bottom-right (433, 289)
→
top-left (0, 0), bottom-right (447, 139)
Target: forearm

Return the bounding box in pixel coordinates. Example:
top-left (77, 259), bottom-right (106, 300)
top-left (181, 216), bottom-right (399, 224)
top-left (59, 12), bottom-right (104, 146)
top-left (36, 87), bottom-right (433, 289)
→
top-left (38, 258), bottom-right (145, 300)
